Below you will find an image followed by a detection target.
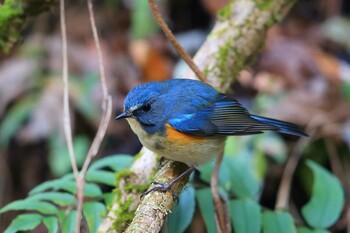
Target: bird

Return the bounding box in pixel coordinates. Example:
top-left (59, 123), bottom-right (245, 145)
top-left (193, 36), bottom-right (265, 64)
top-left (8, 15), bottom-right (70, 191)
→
top-left (116, 79), bottom-right (307, 196)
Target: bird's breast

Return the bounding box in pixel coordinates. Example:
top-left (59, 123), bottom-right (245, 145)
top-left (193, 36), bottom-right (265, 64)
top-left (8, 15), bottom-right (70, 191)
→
top-left (126, 118), bottom-right (225, 166)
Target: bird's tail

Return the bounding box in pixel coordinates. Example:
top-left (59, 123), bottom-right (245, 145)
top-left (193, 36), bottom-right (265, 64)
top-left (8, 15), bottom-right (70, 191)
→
top-left (250, 115), bottom-right (307, 137)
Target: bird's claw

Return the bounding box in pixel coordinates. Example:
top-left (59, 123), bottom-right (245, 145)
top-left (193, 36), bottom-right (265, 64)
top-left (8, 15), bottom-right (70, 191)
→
top-left (141, 181), bottom-right (178, 203)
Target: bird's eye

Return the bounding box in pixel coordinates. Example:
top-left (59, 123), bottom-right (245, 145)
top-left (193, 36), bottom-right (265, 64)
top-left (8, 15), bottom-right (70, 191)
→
top-left (141, 104), bottom-right (151, 112)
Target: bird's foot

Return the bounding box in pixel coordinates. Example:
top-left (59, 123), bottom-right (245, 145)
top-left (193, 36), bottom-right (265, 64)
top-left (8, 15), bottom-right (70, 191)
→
top-left (140, 166), bottom-right (195, 202)
top-left (141, 181), bottom-right (178, 202)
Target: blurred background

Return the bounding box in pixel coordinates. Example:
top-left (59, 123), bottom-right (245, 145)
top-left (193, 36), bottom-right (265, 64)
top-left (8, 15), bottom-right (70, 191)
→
top-left (0, 0), bottom-right (350, 232)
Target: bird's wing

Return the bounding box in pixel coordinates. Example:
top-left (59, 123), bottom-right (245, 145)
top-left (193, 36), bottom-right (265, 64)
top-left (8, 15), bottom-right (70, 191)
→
top-left (168, 95), bottom-right (278, 136)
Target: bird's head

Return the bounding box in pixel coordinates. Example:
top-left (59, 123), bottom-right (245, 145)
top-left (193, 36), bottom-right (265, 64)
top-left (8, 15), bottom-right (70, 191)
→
top-left (115, 82), bottom-right (167, 134)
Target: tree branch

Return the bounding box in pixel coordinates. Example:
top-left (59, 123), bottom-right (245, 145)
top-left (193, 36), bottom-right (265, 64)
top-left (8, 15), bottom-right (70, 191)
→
top-left (191, 0), bottom-right (296, 92)
top-left (99, 0), bottom-right (297, 232)
top-left (125, 160), bottom-right (190, 233)
top-left (0, 0), bottom-right (56, 53)
top-left (98, 148), bottom-right (158, 232)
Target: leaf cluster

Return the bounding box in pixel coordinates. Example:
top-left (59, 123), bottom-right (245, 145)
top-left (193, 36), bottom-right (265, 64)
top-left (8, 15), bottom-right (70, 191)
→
top-left (0, 155), bottom-right (133, 233)
top-left (167, 136), bottom-right (345, 233)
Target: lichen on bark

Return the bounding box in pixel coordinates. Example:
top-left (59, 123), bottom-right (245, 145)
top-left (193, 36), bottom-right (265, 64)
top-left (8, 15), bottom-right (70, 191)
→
top-left (191, 0), bottom-right (296, 92)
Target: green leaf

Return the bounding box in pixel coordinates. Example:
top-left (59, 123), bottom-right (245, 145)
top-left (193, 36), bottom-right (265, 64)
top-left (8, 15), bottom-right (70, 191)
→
top-left (198, 160), bottom-right (214, 183)
top-left (342, 83), bottom-right (350, 101)
top-left (60, 210), bottom-right (77, 233)
top-left (83, 183), bottom-right (103, 197)
top-left (71, 73), bottom-right (100, 121)
top-left (253, 149), bottom-right (267, 180)
top-left (103, 192), bottom-right (114, 207)
top-left (73, 135), bottom-right (90, 165)
top-left (168, 185), bottom-right (196, 233)
top-left (43, 216), bottom-right (59, 233)
top-left (89, 155), bottom-right (133, 171)
top-left (262, 211), bottom-right (296, 233)
top-left (49, 135), bottom-right (90, 176)
top-left (196, 188), bottom-right (216, 233)
top-left (86, 170), bottom-right (115, 186)
top-left (199, 157), bottom-right (230, 188)
top-left (229, 199), bottom-right (261, 233)
top-left (83, 202), bottom-right (106, 233)
top-left (0, 95), bottom-right (37, 146)
top-left (256, 132), bottom-right (287, 164)
top-left (297, 227), bottom-right (330, 233)
top-left (224, 136), bottom-right (238, 155)
top-left (301, 160), bottom-right (345, 228)
top-left (131, 0), bottom-right (158, 39)
top-left (4, 213), bottom-right (42, 233)
top-left (29, 178), bottom-right (102, 197)
top-left (198, 156), bottom-right (239, 191)
top-left (226, 155), bottom-right (260, 198)
top-left (0, 199), bottom-right (58, 215)
top-left (29, 178), bottom-right (75, 194)
top-left (28, 192), bottom-right (76, 206)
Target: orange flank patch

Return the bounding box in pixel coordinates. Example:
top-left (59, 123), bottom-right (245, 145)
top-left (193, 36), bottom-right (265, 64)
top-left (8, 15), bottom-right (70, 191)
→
top-left (165, 124), bottom-right (206, 144)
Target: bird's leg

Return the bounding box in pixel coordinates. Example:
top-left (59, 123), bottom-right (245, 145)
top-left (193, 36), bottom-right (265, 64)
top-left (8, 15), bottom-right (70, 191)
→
top-left (141, 166), bottom-right (195, 200)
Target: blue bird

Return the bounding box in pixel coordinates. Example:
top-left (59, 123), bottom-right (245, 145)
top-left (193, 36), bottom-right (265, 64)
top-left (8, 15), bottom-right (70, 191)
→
top-left (116, 79), bottom-right (306, 196)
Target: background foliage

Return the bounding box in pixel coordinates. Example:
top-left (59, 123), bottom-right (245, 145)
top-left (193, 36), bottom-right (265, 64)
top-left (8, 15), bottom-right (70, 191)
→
top-left (0, 0), bottom-right (350, 232)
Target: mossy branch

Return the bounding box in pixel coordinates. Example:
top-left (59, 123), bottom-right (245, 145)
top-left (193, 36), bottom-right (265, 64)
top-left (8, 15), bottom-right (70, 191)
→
top-left (99, 0), bottom-right (297, 232)
top-left (0, 0), bottom-right (56, 54)
top-left (192, 0), bottom-right (296, 92)
top-left (98, 148), bottom-right (158, 233)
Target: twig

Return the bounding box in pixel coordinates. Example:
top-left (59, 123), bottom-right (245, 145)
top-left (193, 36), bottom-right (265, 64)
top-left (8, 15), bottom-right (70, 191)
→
top-left (275, 137), bottom-right (308, 210)
top-left (60, 0), bottom-right (82, 231)
top-left (59, 0), bottom-right (79, 188)
top-left (81, 0), bottom-right (112, 180)
top-left (211, 150), bottom-right (231, 233)
top-left (275, 122), bottom-right (317, 210)
top-left (73, 0), bottom-right (113, 232)
top-left (147, 0), bottom-right (206, 82)
top-left (86, 0), bottom-right (109, 99)
top-left (325, 138), bottom-right (344, 180)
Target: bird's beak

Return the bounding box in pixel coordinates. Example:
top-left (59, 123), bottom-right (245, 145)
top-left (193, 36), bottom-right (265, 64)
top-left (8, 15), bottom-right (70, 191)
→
top-left (115, 111), bottom-right (132, 120)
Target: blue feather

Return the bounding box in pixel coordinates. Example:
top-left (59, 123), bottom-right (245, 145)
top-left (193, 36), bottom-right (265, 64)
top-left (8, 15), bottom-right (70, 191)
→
top-left (250, 115), bottom-right (307, 137)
